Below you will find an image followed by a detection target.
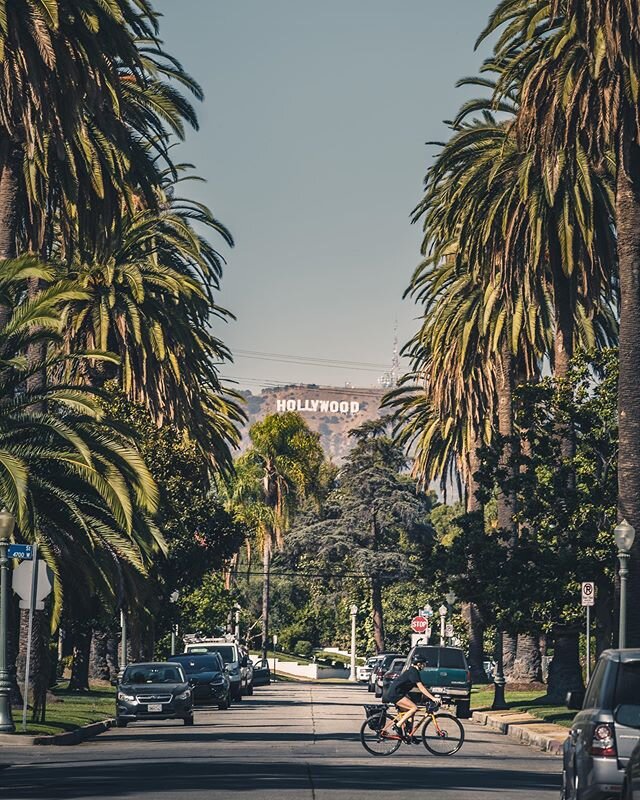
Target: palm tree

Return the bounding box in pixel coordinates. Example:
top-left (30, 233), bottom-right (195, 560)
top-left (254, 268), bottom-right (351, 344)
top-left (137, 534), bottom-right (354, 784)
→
top-left (478, 0), bottom-right (639, 649)
top-left (62, 169), bottom-right (244, 470)
top-left (226, 413), bottom-right (325, 660)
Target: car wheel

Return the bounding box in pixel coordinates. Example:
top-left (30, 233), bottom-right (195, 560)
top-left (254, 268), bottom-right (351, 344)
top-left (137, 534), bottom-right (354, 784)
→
top-left (367, 684), bottom-right (374, 693)
top-left (234, 690), bottom-right (242, 702)
top-left (218, 699), bottom-right (229, 710)
top-left (183, 715), bottom-right (194, 726)
top-left (374, 685), bottom-right (382, 698)
top-left (456, 699), bottom-right (471, 719)
top-left (247, 683), bottom-right (254, 696)
top-left (115, 719), bottom-right (128, 728)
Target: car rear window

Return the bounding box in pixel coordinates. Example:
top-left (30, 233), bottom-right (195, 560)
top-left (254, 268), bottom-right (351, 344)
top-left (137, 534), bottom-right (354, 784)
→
top-left (614, 660), bottom-right (640, 706)
top-left (413, 647), bottom-right (439, 668)
top-left (382, 654), bottom-right (400, 669)
top-left (438, 649), bottom-right (467, 669)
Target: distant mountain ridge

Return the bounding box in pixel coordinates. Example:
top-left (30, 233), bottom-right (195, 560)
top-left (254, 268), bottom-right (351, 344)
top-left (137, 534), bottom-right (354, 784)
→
top-left (239, 384), bottom-right (387, 463)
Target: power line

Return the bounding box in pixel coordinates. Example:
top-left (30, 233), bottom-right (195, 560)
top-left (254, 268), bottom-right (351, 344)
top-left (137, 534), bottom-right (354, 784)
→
top-left (234, 349), bottom-right (390, 370)
top-left (223, 377), bottom-right (388, 398)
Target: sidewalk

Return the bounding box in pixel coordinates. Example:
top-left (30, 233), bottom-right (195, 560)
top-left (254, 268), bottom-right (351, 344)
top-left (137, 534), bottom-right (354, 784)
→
top-left (472, 709), bottom-right (569, 755)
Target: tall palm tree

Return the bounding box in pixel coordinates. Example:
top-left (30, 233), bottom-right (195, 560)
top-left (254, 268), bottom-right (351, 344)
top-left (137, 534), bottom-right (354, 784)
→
top-left (62, 169), bottom-right (244, 470)
top-left (479, 0), bottom-right (639, 644)
top-left (227, 413), bottom-right (324, 660)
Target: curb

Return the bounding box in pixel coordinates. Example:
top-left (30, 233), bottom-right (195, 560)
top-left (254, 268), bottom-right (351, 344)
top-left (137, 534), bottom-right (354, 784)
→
top-left (472, 709), bottom-right (568, 755)
top-left (0, 718), bottom-right (115, 747)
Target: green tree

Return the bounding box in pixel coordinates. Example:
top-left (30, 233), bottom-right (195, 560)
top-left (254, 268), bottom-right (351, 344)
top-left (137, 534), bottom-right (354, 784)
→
top-left (289, 420), bottom-right (435, 653)
top-left (227, 412), bottom-right (325, 660)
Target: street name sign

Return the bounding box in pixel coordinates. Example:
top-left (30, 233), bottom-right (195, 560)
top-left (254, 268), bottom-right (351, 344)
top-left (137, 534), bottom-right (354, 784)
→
top-left (581, 582), bottom-right (595, 607)
top-left (445, 623), bottom-right (454, 638)
top-left (7, 544), bottom-right (33, 561)
top-left (411, 615), bottom-right (428, 634)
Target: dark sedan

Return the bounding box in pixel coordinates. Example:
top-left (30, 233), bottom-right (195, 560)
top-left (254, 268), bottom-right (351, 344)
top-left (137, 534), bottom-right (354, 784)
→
top-left (381, 658), bottom-right (406, 700)
top-left (169, 653), bottom-right (231, 709)
top-left (115, 662), bottom-right (193, 727)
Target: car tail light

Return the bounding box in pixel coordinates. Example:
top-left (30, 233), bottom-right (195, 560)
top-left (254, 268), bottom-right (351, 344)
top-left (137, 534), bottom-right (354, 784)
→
top-left (589, 724), bottom-right (616, 758)
top-left (466, 670), bottom-right (471, 684)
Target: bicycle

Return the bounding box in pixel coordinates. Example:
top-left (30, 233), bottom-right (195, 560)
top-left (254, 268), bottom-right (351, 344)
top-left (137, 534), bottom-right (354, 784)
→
top-left (360, 702), bottom-right (465, 757)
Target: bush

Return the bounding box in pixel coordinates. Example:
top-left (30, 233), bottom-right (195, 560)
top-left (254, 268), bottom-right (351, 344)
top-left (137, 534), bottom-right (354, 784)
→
top-left (295, 640), bottom-right (313, 658)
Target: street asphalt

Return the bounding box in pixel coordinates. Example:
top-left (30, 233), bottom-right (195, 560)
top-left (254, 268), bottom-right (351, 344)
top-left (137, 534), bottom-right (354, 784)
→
top-left (0, 682), bottom-right (562, 799)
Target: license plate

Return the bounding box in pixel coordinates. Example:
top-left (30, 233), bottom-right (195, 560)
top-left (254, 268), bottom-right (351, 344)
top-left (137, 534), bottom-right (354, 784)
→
top-left (429, 687), bottom-right (444, 693)
top-left (147, 704), bottom-right (163, 712)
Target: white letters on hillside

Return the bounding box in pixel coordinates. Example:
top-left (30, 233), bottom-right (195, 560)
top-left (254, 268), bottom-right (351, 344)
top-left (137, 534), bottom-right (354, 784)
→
top-left (275, 398), bottom-right (361, 415)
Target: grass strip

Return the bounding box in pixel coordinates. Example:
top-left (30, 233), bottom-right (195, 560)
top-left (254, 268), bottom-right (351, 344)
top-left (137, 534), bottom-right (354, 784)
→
top-left (11, 682), bottom-right (115, 737)
top-left (471, 684), bottom-right (574, 729)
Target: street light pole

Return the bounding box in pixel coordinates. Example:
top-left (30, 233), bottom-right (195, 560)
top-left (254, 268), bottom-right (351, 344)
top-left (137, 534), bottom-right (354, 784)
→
top-left (492, 630), bottom-right (508, 710)
top-left (438, 605), bottom-right (447, 644)
top-left (614, 520), bottom-right (636, 649)
top-left (349, 605), bottom-right (358, 682)
top-left (120, 608), bottom-right (128, 674)
top-left (0, 509), bottom-right (15, 733)
top-left (169, 590), bottom-right (179, 656)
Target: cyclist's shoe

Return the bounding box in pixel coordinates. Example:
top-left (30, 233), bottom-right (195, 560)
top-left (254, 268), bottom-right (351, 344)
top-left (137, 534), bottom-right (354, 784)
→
top-left (410, 735), bottom-right (421, 744)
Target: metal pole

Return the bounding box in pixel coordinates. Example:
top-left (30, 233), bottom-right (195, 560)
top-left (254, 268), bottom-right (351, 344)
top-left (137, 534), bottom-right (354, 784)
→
top-left (619, 550), bottom-right (629, 648)
top-left (585, 605), bottom-right (591, 683)
top-left (170, 625), bottom-right (176, 656)
top-left (22, 544), bottom-right (39, 731)
top-left (0, 538), bottom-right (14, 732)
top-left (492, 630), bottom-right (508, 710)
top-left (349, 612), bottom-right (357, 682)
top-left (440, 614), bottom-right (446, 643)
top-left (120, 609), bottom-right (128, 672)
top-left (234, 607), bottom-right (240, 641)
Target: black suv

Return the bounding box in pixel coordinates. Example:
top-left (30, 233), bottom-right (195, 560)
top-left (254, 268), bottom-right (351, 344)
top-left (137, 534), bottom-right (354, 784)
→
top-left (373, 653), bottom-right (402, 698)
top-left (115, 662), bottom-right (194, 727)
top-left (168, 653), bottom-right (231, 709)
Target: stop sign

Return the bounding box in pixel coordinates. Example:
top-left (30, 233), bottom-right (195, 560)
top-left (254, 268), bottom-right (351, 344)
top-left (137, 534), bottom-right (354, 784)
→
top-left (411, 615), bottom-right (428, 634)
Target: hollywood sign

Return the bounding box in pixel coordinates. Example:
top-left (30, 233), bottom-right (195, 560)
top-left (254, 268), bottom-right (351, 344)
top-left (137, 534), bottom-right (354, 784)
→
top-left (276, 398), bottom-right (361, 415)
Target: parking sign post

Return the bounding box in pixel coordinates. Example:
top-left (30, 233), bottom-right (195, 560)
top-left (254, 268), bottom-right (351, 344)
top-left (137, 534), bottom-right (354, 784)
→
top-left (581, 582), bottom-right (595, 683)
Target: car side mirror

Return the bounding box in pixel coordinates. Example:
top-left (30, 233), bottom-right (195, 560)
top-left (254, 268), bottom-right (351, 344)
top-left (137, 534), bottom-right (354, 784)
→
top-left (110, 679), bottom-right (119, 687)
top-left (615, 704), bottom-right (640, 729)
top-left (566, 690), bottom-right (585, 710)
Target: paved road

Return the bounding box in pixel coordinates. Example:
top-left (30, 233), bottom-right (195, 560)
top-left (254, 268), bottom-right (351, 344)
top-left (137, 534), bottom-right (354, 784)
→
top-left (0, 682), bottom-right (561, 799)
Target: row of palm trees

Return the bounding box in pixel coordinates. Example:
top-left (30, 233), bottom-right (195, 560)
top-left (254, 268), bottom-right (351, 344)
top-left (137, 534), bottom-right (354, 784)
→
top-left (389, 0), bottom-right (640, 691)
top-left (1, 1), bottom-right (241, 718)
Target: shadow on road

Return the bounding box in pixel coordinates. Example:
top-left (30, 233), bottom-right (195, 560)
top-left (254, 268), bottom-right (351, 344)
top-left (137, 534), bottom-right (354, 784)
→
top-left (2, 759), bottom-right (561, 798)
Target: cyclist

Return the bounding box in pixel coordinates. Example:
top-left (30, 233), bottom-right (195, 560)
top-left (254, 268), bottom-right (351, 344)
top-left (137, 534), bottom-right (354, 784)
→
top-left (384, 654), bottom-right (440, 739)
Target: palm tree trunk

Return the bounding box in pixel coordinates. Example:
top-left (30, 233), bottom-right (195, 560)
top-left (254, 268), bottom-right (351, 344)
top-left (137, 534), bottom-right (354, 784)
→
top-left (546, 625), bottom-right (583, 703)
top-left (89, 629), bottom-right (111, 681)
top-left (0, 148), bottom-right (20, 329)
top-left (464, 439), bottom-right (488, 683)
top-left (511, 633), bottom-right (542, 683)
top-left (616, 135), bottom-right (640, 647)
top-left (68, 624), bottom-right (92, 692)
top-left (371, 578), bottom-right (385, 654)
top-left (260, 536), bottom-right (271, 662)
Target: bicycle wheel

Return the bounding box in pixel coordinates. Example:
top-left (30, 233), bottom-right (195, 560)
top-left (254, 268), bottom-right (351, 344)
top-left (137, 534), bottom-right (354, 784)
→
top-left (360, 711), bottom-right (402, 756)
top-left (421, 712), bottom-right (464, 755)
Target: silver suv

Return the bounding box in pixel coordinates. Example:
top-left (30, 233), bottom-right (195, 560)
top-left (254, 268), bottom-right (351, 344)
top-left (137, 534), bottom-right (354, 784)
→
top-left (563, 649), bottom-right (640, 800)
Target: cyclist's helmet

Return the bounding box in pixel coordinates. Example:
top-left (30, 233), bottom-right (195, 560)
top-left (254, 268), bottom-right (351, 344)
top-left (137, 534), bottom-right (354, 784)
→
top-left (411, 653), bottom-right (426, 666)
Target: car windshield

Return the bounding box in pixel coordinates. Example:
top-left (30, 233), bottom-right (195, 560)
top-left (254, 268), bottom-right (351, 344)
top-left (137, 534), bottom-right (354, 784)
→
top-left (390, 660), bottom-right (405, 672)
top-left (170, 656), bottom-right (221, 674)
top-left (439, 649), bottom-right (467, 669)
top-left (188, 645), bottom-right (236, 664)
top-left (124, 665), bottom-right (184, 684)
top-left (614, 660), bottom-right (640, 706)
top-left (382, 654), bottom-right (400, 669)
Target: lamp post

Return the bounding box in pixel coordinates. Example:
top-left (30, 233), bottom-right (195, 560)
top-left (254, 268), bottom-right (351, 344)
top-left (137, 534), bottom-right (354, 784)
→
top-left (234, 603), bottom-right (241, 641)
top-left (438, 605), bottom-right (447, 644)
top-left (169, 590), bottom-right (179, 655)
top-left (492, 630), bottom-right (508, 710)
top-left (120, 608), bottom-right (128, 676)
top-left (614, 519), bottom-right (636, 649)
top-left (0, 508), bottom-right (15, 733)
top-left (445, 591), bottom-right (457, 642)
top-left (272, 634), bottom-right (278, 682)
top-left (424, 603), bottom-right (433, 642)
top-left (349, 604), bottom-right (358, 682)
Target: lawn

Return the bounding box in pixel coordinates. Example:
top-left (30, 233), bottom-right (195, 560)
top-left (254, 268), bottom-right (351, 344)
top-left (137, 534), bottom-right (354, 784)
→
top-left (471, 684), bottom-right (574, 729)
top-left (10, 682), bottom-right (115, 737)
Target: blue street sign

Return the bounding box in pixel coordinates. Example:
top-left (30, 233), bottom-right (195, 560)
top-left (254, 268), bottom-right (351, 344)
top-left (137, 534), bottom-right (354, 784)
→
top-left (7, 544), bottom-right (33, 561)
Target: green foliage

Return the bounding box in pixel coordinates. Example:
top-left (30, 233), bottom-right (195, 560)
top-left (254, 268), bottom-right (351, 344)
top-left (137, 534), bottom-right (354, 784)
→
top-left (178, 573), bottom-right (234, 637)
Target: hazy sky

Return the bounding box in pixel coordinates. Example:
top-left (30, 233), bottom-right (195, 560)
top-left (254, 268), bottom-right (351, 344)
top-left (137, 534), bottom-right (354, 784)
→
top-left (153, 0), bottom-right (496, 391)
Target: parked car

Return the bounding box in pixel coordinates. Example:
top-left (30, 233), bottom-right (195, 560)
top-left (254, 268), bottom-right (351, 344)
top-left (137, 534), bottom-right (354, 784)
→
top-left (381, 658), bottom-right (406, 699)
top-left (403, 645), bottom-right (472, 718)
top-left (184, 639), bottom-right (250, 701)
top-left (358, 657), bottom-right (377, 684)
top-left (368, 656), bottom-right (383, 692)
top-left (168, 653), bottom-right (231, 709)
top-left (373, 653), bottom-right (403, 698)
top-left (251, 658), bottom-right (271, 687)
top-left (623, 712), bottom-right (640, 799)
top-left (563, 649), bottom-right (640, 800)
top-left (114, 662), bottom-right (193, 727)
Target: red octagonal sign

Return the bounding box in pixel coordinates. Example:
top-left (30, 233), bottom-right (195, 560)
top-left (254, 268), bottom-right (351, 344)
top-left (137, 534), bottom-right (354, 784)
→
top-left (411, 615), bottom-right (428, 634)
